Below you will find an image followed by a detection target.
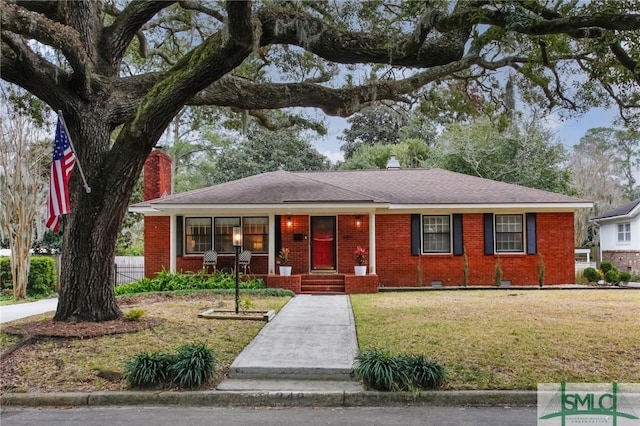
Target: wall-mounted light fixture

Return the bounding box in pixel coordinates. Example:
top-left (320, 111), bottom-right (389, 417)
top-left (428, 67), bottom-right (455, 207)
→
top-left (355, 215), bottom-right (361, 227)
top-left (287, 216), bottom-right (292, 227)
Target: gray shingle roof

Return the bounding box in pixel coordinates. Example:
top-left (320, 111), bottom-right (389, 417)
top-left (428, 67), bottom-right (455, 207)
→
top-left (135, 168), bottom-right (587, 207)
top-left (592, 198), bottom-right (640, 220)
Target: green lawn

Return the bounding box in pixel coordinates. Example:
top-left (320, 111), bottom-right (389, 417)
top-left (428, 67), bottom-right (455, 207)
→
top-left (351, 290), bottom-right (640, 390)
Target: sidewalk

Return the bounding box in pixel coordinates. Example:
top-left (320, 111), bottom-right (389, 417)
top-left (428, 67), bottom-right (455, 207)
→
top-left (0, 298), bottom-right (58, 324)
top-left (219, 294), bottom-right (361, 392)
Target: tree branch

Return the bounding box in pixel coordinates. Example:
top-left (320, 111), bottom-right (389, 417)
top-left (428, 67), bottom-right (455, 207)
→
top-left (136, 31), bottom-right (177, 65)
top-left (189, 55), bottom-right (478, 116)
top-left (233, 109), bottom-right (327, 135)
top-left (1, 1), bottom-right (92, 85)
top-left (178, 1), bottom-right (225, 22)
top-left (1, 33), bottom-right (74, 112)
top-left (609, 42), bottom-right (640, 85)
top-left (257, 6), bottom-right (468, 68)
top-left (102, 0), bottom-right (177, 72)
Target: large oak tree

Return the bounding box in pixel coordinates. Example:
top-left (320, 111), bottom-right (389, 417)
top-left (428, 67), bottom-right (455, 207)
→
top-left (2, 0), bottom-right (639, 321)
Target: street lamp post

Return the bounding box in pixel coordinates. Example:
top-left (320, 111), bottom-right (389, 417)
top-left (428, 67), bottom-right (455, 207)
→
top-left (232, 226), bottom-right (242, 314)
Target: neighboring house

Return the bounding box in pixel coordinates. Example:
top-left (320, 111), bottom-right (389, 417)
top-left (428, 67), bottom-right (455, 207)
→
top-left (131, 150), bottom-right (591, 293)
top-left (592, 199), bottom-right (640, 275)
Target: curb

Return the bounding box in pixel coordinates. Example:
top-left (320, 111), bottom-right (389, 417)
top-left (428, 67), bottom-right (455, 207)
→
top-left (1, 390), bottom-right (537, 408)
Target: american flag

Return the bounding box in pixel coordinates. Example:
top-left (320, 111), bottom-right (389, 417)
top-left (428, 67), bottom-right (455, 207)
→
top-left (46, 118), bottom-right (76, 232)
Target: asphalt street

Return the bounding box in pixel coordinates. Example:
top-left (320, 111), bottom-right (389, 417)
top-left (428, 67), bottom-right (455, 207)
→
top-left (0, 406), bottom-right (538, 426)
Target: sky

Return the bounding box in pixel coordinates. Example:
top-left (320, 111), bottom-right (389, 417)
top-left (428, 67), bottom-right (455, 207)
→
top-left (312, 106), bottom-right (621, 164)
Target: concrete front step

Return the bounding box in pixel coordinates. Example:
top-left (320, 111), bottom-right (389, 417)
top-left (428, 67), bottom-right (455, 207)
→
top-left (228, 365), bottom-right (355, 381)
top-left (300, 285), bottom-right (345, 293)
top-left (217, 379), bottom-right (363, 393)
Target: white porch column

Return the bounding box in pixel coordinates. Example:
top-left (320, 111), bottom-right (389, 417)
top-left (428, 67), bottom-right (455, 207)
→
top-left (169, 214), bottom-right (177, 273)
top-left (368, 212), bottom-right (376, 274)
top-left (268, 214), bottom-right (276, 274)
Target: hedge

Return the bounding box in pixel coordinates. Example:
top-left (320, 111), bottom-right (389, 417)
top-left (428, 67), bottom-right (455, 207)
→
top-left (0, 256), bottom-right (57, 296)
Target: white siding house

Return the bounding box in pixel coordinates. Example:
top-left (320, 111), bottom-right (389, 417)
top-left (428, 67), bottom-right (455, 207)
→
top-left (592, 199), bottom-right (640, 275)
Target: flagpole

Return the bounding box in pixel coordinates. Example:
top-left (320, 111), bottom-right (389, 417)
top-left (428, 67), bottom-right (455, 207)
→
top-left (57, 111), bottom-right (91, 194)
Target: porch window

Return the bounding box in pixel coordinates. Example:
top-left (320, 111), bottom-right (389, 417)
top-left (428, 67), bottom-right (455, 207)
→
top-left (243, 217), bottom-right (268, 253)
top-left (185, 218), bottom-right (212, 254)
top-left (618, 222), bottom-right (631, 242)
top-left (495, 214), bottom-right (523, 253)
top-left (215, 217), bottom-right (241, 253)
top-left (422, 215), bottom-right (451, 253)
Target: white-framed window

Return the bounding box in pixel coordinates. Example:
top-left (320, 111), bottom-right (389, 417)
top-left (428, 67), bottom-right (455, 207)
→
top-left (618, 222), bottom-right (631, 242)
top-left (184, 216), bottom-right (270, 254)
top-left (422, 215), bottom-right (451, 253)
top-left (243, 217), bottom-right (268, 253)
top-left (495, 214), bottom-right (524, 253)
top-left (185, 217), bottom-right (212, 254)
top-left (214, 217), bottom-right (241, 253)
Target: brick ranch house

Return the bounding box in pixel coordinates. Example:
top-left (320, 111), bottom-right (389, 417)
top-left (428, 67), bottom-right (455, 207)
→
top-left (592, 198), bottom-right (640, 275)
top-left (130, 150), bottom-right (592, 293)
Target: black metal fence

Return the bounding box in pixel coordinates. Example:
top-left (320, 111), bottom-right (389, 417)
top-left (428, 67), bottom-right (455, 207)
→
top-left (114, 263), bottom-right (145, 285)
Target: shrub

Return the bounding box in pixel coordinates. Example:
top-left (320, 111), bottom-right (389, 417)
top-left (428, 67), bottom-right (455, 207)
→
top-left (354, 349), bottom-right (446, 392)
top-left (354, 349), bottom-right (407, 391)
top-left (0, 256), bottom-right (57, 296)
top-left (583, 267), bottom-right (601, 283)
top-left (600, 261), bottom-right (614, 274)
top-left (619, 271), bottom-right (632, 284)
top-left (537, 254), bottom-right (545, 287)
top-left (494, 259), bottom-right (503, 287)
top-left (124, 352), bottom-right (175, 388)
top-left (604, 269), bottom-right (619, 285)
top-left (169, 343), bottom-right (216, 389)
top-left (398, 353), bottom-right (446, 390)
top-left (115, 271), bottom-right (265, 295)
top-left (28, 257), bottom-right (57, 296)
top-left (125, 309), bottom-right (144, 321)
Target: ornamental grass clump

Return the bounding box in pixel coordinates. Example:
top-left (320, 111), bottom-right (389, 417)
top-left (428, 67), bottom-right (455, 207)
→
top-left (354, 349), bottom-right (406, 391)
top-left (124, 342), bottom-right (216, 389)
top-left (354, 349), bottom-right (446, 391)
top-left (169, 342), bottom-right (216, 389)
top-left (398, 353), bottom-right (447, 390)
top-left (124, 352), bottom-right (175, 389)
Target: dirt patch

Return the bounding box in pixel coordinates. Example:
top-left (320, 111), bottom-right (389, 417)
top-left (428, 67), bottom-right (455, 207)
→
top-left (2, 317), bottom-right (163, 339)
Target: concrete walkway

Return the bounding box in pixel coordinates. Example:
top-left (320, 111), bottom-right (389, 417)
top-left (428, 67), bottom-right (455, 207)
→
top-left (220, 295), bottom-right (361, 392)
top-left (0, 298), bottom-right (58, 324)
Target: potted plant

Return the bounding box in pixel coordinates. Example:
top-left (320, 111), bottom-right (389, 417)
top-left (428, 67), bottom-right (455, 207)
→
top-left (278, 247), bottom-right (292, 276)
top-left (354, 246), bottom-right (368, 276)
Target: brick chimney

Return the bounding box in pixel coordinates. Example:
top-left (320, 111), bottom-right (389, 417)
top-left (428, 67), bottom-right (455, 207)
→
top-left (143, 149), bottom-right (172, 201)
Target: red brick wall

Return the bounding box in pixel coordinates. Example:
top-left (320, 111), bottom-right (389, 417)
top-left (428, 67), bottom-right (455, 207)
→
top-left (337, 215), bottom-right (370, 274)
top-left (345, 275), bottom-right (379, 293)
top-left (280, 215), bottom-right (310, 274)
top-left (143, 150), bottom-right (172, 201)
top-left (144, 216), bottom-right (170, 278)
top-left (375, 212), bottom-right (575, 287)
top-left (267, 275), bottom-right (301, 293)
top-left (176, 254), bottom-right (269, 274)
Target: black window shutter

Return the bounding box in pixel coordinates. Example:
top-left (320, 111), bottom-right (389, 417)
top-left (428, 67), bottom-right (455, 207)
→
top-left (274, 215), bottom-right (282, 252)
top-left (176, 216), bottom-right (183, 257)
top-left (453, 214), bottom-right (463, 256)
top-left (411, 214), bottom-right (421, 256)
top-left (483, 213), bottom-right (494, 255)
top-left (526, 213), bottom-right (537, 254)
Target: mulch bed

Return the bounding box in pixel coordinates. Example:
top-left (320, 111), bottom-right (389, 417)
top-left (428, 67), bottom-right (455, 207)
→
top-left (2, 317), bottom-right (164, 339)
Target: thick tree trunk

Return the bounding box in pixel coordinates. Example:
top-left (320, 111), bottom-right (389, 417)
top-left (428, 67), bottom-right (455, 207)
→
top-left (53, 113), bottom-right (149, 322)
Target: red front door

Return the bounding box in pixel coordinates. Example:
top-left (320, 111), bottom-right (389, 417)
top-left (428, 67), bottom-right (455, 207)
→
top-left (311, 216), bottom-right (336, 271)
